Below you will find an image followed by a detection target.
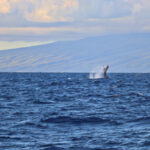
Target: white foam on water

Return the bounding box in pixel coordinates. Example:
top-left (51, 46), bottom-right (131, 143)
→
top-left (89, 66), bottom-right (105, 79)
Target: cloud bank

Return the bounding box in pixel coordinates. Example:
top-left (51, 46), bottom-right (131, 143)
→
top-left (0, 0), bottom-right (150, 41)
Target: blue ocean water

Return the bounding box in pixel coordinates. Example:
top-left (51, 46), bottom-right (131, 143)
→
top-left (0, 73), bottom-right (150, 150)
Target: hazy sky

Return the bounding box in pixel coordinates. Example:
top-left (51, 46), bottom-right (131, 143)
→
top-left (0, 0), bottom-right (150, 49)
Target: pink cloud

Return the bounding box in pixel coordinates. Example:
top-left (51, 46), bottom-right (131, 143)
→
top-left (0, 0), bottom-right (10, 14)
top-left (25, 0), bottom-right (78, 22)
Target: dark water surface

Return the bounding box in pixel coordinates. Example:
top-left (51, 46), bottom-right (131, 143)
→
top-left (0, 73), bottom-right (150, 150)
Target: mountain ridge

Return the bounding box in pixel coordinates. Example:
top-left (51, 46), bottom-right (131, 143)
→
top-left (0, 33), bottom-right (150, 72)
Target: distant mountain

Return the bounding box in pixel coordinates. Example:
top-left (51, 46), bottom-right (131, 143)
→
top-left (0, 33), bottom-right (150, 72)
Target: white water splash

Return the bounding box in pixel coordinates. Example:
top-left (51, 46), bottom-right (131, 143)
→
top-left (89, 66), bottom-right (108, 79)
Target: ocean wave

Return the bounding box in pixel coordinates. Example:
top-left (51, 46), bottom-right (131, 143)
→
top-left (40, 144), bottom-right (65, 150)
top-left (40, 116), bottom-right (119, 125)
top-left (0, 136), bottom-right (22, 141)
top-left (33, 100), bottom-right (52, 104)
top-left (132, 116), bottom-right (150, 123)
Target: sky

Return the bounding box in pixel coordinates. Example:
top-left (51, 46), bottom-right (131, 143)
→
top-left (0, 0), bottom-right (150, 50)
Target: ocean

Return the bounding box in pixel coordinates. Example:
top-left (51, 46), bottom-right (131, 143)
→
top-left (0, 73), bottom-right (150, 150)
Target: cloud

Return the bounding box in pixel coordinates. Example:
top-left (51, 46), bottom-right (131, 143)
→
top-left (132, 3), bottom-right (142, 14)
top-left (0, 0), bottom-right (10, 14)
top-left (0, 0), bottom-right (133, 22)
top-left (1, 15), bottom-right (150, 42)
top-left (76, 0), bottom-right (132, 19)
top-left (0, 0), bottom-right (150, 42)
top-left (24, 0), bottom-right (78, 22)
top-left (125, 0), bottom-right (150, 15)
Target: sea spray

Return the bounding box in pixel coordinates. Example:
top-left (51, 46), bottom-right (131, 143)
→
top-left (89, 65), bottom-right (109, 79)
top-left (89, 66), bottom-right (104, 79)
